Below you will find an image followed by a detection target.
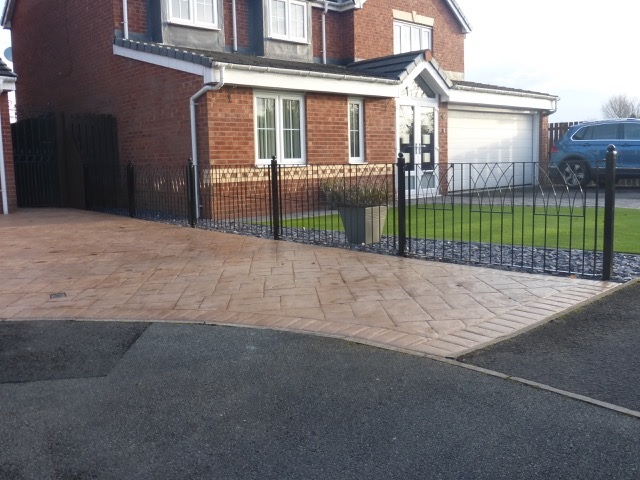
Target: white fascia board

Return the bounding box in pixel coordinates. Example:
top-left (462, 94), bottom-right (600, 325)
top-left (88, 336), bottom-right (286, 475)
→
top-left (448, 88), bottom-right (557, 111)
top-left (221, 65), bottom-right (399, 97)
top-left (1, 0), bottom-right (15, 28)
top-left (0, 77), bottom-right (16, 91)
top-left (443, 0), bottom-right (472, 33)
top-left (114, 44), bottom-right (399, 97)
top-left (403, 61), bottom-right (450, 98)
top-left (310, 0), bottom-right (367, 12)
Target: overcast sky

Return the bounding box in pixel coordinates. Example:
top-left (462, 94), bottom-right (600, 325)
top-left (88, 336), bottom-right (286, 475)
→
top-left (0, 1), bottom-right (637, 123)
top-left (456, 0), bottom-right (640, 122)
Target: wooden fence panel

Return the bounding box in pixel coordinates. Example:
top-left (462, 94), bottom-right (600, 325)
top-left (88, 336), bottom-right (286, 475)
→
top-left (548, 121), bottom-right (582, 150)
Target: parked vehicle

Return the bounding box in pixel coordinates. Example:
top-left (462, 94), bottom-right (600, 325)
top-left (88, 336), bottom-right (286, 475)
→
top-left (549, 118), bottom-right (640, 187)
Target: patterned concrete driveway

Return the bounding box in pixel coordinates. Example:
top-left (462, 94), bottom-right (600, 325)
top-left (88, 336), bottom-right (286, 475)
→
top-left (0, 209), bottom-right (617, 357)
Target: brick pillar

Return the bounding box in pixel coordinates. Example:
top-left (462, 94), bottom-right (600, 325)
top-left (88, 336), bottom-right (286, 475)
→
top-left (0, 92), bottom-right (16, 213)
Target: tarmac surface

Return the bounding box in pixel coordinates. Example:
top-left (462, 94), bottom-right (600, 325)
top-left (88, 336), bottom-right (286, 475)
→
top-left (460, 279), bottom-right (640, 412)
top-left (1, 209), bottom-right (639, 479)
top-left (1, 317), bottom-right (640, 480)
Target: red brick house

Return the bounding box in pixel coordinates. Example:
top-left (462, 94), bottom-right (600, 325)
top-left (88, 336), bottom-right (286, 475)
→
top-left (2, 0), bottom-right (557, 197)
top-left (0, 58), bottom-right (16, 214)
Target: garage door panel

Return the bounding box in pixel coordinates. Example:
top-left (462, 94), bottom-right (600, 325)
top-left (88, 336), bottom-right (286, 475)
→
top-left (448, 110), bottom-right (536, 191)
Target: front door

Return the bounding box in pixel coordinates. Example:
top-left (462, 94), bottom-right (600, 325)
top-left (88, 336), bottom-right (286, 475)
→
top-left (397, 103), bottom-right (437, 197)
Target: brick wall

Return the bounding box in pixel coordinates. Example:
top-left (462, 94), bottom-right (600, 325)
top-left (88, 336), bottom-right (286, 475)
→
top-left (312, 9), bottom-right (354, 63)
top-left (364, 97), bottom-right (396, 164)
top-left (206, 86), bottom-right (255, 165)
top-left (306, 94), bottom-right (349, 164)
top-left (9, 0), bottom-right (399, 171)
top-left (113, 0), bottom-right (148, 36)
top-left (1, 92), bottom-right (16, 212)
top-left (11, 0), bottom-right (209, 167)
top-left (438, 103), bottom-right (448, 168)
top-left (224, 0), bottom-right (251, 50)
top-left (539, 114), bottom-right (549, 164)
top-left (352, 0), bottom-right (465, 73)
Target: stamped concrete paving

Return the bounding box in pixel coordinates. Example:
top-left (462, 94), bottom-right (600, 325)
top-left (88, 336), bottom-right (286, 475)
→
top-left (0, 209), bottom-right (616, 357)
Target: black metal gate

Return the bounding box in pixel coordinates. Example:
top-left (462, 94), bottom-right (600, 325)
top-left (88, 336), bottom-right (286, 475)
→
top-left (12, 114), bottom-right (60, 207)
top-left (11, 113), bottom-right (119, 208)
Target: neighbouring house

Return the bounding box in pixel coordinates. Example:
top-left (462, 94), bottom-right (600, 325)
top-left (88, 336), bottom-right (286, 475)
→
top-left (0, 58), bottom-right (16, 214)
top-left (1, 0), bottom-right (558, 202)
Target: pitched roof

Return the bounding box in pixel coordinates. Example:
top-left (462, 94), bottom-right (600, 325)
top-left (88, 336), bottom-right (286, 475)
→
top-left (115, 39), bottom-right (558, 104)
top-left (349, 50), bottom-right (451, 86)
top-left (0, 58), bottom-right (15, 78)
top-left (114, 38), bottom-right (397, 82)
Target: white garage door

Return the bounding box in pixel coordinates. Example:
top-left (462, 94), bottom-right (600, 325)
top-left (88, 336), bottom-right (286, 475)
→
top-left (448, 110), bottom-right (536, 190)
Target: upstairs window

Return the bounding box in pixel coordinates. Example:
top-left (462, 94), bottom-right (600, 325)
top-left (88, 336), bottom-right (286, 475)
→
top-left (394, 20), bottom-right (432, 54)
top-left (170, 0), bottom-right (218, 28)
top-left (270, 0), bottom-right (308, 42)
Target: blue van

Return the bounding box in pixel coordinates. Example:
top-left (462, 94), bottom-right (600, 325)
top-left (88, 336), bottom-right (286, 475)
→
top-left (549, 119), bottom-right (640, 187)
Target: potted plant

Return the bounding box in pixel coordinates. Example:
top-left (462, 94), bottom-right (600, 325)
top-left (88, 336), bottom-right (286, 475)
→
top-left (322, 175), bottom-right (391, 244)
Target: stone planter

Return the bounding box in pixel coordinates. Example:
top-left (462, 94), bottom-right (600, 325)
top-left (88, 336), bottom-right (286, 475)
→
top-left (338, 206), bottom-right (388, 244)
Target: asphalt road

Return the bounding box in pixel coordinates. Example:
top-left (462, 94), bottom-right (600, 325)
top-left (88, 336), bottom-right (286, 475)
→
top-left (2, 319), bottom-right (640, 479)
top-left (460, 279), bottom-right (640, 412)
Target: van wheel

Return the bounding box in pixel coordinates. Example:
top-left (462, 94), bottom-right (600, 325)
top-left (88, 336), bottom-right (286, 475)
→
top-left (560, 160), bottom-right (590, 188)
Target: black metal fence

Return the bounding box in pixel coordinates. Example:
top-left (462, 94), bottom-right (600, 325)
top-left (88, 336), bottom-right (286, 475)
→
top-left (84, 154), bottom-right (618, 280)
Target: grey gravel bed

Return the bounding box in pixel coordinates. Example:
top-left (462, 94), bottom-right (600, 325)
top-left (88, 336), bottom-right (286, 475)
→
top-left (197, 221), bottom-right (639, 283)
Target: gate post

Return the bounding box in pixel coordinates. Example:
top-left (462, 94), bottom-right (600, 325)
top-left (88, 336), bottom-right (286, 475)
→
top-left (186, 158), bottom-right (198, 228)
top-left (397, 152), bottom-right (407, 256)
top-left (602, 144), bottom-right (617, 280)
top-left (270, 156), bottom-right (281, 240)
top-left (126, 160), bottom-right (136, 218)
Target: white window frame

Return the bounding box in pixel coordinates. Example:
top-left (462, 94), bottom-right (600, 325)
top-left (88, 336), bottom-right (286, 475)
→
top-left (393, 20), bottom-right (432, 54)
top-left (169, 0), bottom-right (219, 29)
top-left (254, 91), bottom-right (306, 166)
top-left (348, 98), bottom-right (365, 164)
top-left (268, 0), bottom-right (308, 43)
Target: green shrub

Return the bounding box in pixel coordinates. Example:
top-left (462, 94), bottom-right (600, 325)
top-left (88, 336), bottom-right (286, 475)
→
top-left (322, 176), bottom-right (391, 207)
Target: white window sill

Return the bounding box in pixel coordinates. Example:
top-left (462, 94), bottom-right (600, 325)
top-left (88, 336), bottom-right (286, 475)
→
top-left (267, 35), bottom-right (309, 45)
top-left (169, 19), bottom-right (220, 31)
top-left (255, 161), bottom-right (307, 167)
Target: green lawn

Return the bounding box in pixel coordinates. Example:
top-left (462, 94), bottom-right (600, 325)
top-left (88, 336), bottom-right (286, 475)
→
top-left (280, 205), bottom-right (640, 254)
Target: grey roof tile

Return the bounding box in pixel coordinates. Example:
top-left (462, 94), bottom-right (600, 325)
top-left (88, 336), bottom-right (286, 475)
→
top-left (113, 38), bottom-right (394, 81)
top-left (0, 58), bottom-right (15, 78)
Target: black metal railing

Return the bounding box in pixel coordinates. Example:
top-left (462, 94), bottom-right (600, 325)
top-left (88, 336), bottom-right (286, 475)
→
top-left (83, 152), bottom-right (619, 280)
